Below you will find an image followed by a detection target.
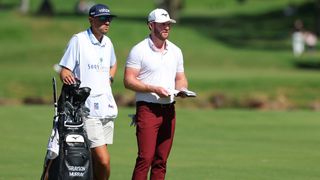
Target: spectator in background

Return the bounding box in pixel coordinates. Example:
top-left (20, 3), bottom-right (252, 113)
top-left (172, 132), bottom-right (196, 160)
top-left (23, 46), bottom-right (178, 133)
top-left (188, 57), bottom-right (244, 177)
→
top-left (292, 19), bottom-right (305, 57)
top-left (304, 31), bottom-right (317, 52)
top-left (75, 0), bottom-right (95, 15)
top-left (283, 3), bottom-right (296, 17)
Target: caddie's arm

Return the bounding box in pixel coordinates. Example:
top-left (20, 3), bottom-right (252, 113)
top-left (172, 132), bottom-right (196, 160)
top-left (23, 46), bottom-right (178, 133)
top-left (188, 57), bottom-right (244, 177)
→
top-left (124, 67), bottom-right (169, 97)
top-left (60, 67), bottom-right (76, 85)
top-left (109, 62), bottom-right (117, 84)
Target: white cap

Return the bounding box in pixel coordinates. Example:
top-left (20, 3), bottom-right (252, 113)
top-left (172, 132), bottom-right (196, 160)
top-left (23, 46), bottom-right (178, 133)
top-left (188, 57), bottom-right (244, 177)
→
top-left (148, 8), bottom-right (176, 23)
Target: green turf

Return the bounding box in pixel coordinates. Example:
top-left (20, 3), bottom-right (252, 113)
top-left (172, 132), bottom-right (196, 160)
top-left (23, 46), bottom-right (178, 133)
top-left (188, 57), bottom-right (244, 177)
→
top-left (0, 106), bottom-right (320, 180)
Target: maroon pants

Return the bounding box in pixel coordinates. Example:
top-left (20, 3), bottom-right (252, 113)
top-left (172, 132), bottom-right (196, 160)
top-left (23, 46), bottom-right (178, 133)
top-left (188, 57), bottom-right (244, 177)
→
top-left (132, 101), bottom-right (176, 180)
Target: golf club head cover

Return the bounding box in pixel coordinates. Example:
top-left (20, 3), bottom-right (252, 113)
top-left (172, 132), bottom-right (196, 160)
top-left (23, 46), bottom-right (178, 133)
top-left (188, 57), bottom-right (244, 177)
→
top-left (58, 79), bottom-right (91, 122)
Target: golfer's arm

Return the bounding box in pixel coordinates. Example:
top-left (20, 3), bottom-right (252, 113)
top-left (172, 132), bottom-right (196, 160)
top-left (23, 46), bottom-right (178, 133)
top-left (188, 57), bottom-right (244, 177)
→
top-left (175, 72), bottom-right (188, 90)
top-left (124, 67), bottom-right (154, 93)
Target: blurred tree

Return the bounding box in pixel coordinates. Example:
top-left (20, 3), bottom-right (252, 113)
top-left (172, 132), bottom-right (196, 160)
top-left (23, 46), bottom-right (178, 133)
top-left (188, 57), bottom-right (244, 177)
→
top-left (315, 0), bottom-right (320, 35)
top-left (234, 0), bottom-right (320, 36)
top-left (38, 0), bottom-right (54, 15)
top-left (153, 0), bottom-right (245, 21)
top-left (155, 0), bottom-right (184, 21)
top-left (237, 0), bottom-right (247, 4)
top-left (19, 0), bottom-right (29, 14)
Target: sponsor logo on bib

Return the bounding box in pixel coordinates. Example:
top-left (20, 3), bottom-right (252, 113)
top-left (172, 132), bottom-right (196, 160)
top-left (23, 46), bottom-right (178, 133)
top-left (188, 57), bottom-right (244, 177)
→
top-left (94, 103), bottom-right (99, 110)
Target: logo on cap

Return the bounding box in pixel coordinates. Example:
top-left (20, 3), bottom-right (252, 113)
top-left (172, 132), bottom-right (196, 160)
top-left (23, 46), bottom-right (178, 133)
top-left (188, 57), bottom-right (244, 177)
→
top-left (89, 4), bottom-right (116, 17)
top-left (99, 8), bottom-right (110, 13)
top-left (148, 8), bottom-right (176, 23)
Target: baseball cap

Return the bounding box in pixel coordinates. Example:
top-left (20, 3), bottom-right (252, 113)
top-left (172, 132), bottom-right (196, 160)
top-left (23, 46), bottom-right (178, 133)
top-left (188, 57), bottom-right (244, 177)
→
top-left (89, 4), bottom-right (116, 17)
top-left (148, 8), bottom-right (176, 23)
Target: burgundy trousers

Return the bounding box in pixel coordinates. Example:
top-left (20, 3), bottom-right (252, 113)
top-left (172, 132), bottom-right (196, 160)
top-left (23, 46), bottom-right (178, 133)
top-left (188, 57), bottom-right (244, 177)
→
top-left (132, 101), bottom-right (176, 180)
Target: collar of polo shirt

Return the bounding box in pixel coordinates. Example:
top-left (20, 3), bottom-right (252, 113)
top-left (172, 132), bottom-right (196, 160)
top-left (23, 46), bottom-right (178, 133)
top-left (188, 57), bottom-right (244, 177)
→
top-left (87, 28), bottom-right (107, 47)
top-left (147, 36), bottom-right (168, 53)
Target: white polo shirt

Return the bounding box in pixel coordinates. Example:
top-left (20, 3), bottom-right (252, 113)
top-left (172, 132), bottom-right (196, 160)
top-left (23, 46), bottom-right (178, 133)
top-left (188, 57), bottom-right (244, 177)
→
top-left (126, 36), bottom-right (184, 104)
top-left (59, 28), bottom-right (117, 118)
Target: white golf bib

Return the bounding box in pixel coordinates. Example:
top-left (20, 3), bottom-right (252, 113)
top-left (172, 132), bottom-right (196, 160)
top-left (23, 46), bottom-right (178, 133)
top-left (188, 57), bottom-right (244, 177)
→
top-left (85, 93), bottom-right (118, 119)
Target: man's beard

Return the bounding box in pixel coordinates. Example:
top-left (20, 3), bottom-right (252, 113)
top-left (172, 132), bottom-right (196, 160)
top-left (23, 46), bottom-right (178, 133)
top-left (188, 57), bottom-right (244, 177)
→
top-left (154, 28), bottom-right (168, 41)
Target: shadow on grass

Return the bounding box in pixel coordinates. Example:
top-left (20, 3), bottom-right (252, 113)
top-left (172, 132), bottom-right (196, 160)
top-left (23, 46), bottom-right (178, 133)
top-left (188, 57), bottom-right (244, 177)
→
top-left (4, 1), bottom-right (316, 52)
top-left (180, 2), bottom-right (314, 51)
top-left (117, 1), bottom-right (315, 51)
top-left (294, 55), bottom-right (320, 70)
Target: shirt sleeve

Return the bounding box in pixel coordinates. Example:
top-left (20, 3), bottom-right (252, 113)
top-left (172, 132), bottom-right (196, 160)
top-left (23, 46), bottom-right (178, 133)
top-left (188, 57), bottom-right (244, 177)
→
top-left (176, 48), bottom-right (184, 72)
top-left (59, 35), bottom-right (79, 71)
top-left (110, 43), bottom-right (117, 67)
top-left (125, 46), bottom-right (141, 69)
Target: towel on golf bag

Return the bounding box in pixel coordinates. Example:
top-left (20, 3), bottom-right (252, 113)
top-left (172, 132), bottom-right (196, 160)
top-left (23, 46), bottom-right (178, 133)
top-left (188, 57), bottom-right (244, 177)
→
top-left (41, 79), bottom-right (93, 180)
top-left (46, 116), bottom-right (59, 159)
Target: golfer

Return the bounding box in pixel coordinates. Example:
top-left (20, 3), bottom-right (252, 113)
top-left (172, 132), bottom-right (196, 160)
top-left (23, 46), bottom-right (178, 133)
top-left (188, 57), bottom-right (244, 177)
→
top-left (58, 4), bottom-right (118, 180)
top-left (124, 8), bottom-right (189, 180)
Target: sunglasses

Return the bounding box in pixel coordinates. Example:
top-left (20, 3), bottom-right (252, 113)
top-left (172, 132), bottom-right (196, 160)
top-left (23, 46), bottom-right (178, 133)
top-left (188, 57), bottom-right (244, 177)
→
top-left (97, 16), bottom-right (113, 22)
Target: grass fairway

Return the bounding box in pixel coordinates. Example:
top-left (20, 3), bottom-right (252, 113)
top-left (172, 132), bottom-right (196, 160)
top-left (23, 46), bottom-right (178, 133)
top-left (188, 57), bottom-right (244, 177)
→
top-left (0, 106), bottom-right (320, 180)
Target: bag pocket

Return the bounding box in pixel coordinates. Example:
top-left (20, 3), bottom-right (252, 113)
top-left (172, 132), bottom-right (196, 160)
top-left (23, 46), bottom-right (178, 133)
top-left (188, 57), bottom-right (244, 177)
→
top-left (62, 134), bottom-right (92, 179)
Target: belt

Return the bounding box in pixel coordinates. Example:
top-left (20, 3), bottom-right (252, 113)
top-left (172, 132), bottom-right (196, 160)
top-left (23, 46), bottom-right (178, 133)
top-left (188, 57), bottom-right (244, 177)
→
top-left (136, 101), bottom-right (175, 108)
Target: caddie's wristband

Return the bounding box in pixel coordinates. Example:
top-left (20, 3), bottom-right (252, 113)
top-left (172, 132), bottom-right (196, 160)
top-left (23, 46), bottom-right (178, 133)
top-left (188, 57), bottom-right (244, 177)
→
top-left (109, 76), bottom-right (114, 84)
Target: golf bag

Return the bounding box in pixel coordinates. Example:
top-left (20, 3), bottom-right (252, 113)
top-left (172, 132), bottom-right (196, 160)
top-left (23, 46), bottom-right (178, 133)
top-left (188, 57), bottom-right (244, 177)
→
top-left (41, 78), bottom-right (93, 180)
